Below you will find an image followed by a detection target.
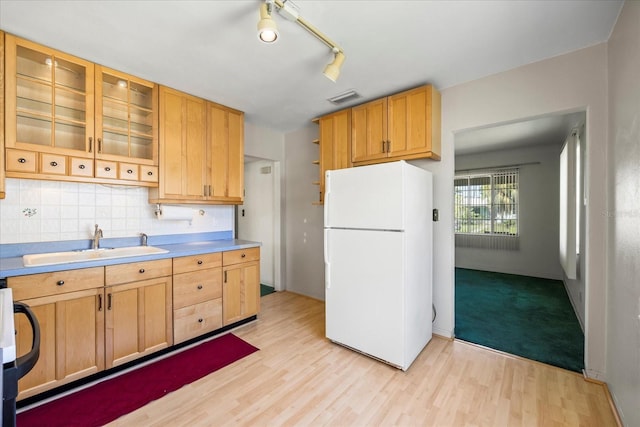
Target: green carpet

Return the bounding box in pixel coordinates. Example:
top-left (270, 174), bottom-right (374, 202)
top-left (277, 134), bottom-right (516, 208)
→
top-left (455, 268), bottom-right (584, 372)
top-left (260, 284), bottom-right (275, 297)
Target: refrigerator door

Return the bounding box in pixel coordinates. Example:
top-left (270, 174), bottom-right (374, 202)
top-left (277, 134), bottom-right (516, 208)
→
top-left (325, 228), bottom-right (404, 367)
top-left (325, 162), bottom-right (407, 231)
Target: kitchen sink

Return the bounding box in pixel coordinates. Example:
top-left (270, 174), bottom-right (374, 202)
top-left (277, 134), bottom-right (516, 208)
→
top-left (23, 246), bottom-right (169, 267)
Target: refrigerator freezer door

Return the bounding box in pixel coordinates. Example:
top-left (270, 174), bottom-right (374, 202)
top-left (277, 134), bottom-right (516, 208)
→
top-left (325, 228), bottom-right (405, 367)
top-left (325, 162), bottom-right (406, 231)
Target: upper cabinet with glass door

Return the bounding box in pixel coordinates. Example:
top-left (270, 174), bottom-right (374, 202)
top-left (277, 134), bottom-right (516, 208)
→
top-left (95, 66), bottom-right (158, 166)
top-left (5, 35), bottom-right (94, 157)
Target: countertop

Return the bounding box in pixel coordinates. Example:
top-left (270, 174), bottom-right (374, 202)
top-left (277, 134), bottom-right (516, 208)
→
top-left (0, 231), bottom-right (260, 278)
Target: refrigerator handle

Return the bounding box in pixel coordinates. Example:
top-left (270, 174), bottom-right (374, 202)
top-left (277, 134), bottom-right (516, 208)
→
top-left (324, 228), bottom-right (331, 289)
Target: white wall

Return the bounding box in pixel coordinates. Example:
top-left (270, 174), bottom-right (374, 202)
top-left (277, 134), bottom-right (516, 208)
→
top-left (606, 2), bottom-right (640, 425)
top-left (437, 43), bottom-right (608, 379)
top-left (455, 144), bottom-right (564, 280)
top-left (284, 125), bottom-right (325, 300)
top-left (0, 178), bottom-right (233, 244)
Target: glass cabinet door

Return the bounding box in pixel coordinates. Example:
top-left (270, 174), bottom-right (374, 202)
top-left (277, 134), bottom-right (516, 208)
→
top-left (97, 67), bottom-right (157, 162)
top-left (8, 36), bottom-right (93, 154)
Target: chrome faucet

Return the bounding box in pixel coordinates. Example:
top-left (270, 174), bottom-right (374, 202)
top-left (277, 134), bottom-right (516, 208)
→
top-left (140, 233), bottom-right (148, 246)
top-left (92, 224), bottom-right (103, 250)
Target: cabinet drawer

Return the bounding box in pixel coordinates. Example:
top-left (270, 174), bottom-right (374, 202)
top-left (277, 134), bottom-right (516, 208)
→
top-left (140, 165), bottom-right (158, 183)
top-left (173, 253), bottom-right (222, 274)
top-left (173, 268), bottom-right (222, 309)
top-left (95, 160), bottom-right (117, 179)
top-left (105, 259), bottom-right (172, 286)
top-left (6, 149), bottom-right (37, 173)
top-left (40, 153), bottom-right (67, 175)
top-left (173, 299), bottom-right (222, 344)
top-left (119, 163), bottom-right (139, 181)
top-left (222, 247), bottom-right (260, 266)
top-left (8, 267), bottom-right (105, 301)
top-left (70, 157), bottom-right (94, 178)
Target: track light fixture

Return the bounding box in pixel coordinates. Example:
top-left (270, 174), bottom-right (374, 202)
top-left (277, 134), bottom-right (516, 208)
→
top-left (257, 0), bottom-right (346, 82)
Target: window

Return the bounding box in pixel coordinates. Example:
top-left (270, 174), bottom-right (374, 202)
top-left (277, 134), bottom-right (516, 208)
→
top-left (454, 169), bottom-right (519, 236)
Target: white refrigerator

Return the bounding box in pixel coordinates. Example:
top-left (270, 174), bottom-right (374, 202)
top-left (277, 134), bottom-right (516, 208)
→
top-left (324, 160), bottom-right (433, 371)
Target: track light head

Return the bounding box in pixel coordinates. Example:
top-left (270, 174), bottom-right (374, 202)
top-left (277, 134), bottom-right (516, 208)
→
top-left (323, 52), bottom-right (345, 82)
top-left (258, 2), bottom-right (279, 43)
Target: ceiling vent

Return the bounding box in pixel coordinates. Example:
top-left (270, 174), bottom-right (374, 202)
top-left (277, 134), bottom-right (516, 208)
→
top-left (327, 89), bottom-right (361, 105)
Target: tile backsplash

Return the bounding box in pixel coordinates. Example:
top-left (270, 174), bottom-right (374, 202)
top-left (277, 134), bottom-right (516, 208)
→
top-left (0, 179), bottom-right (234, 244)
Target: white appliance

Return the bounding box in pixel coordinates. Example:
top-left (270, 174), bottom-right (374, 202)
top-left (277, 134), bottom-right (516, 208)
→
top-left (324, 161), bottom-right (433, 371)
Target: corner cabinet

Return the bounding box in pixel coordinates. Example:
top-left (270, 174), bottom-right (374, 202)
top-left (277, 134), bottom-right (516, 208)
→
top-left (150, 87), bottom-right (244, 205)
top-left (222, 248), bottom-right (260, 326)
top-left (352, 84), bottom-right (441, 165)
top-left (3, 34), bottom-right (159, 186)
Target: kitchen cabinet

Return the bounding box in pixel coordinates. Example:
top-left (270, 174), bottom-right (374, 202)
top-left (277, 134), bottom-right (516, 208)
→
top-left (222, 247), bottom-right (260, 326)
top-left (104, 259), bottom-right (173, 369)
top-left (351, 85), bottom-right (441, 165)
top-left (150, 87), bottom-right (245, 205)
top-left (207, 101), bottom-right (244, 204)
top-left (1, 31), bottom-right (6, 199)
top-left (314, 109), bottom-right (351, 204)
top-left (173, 252), bottom-right (223, 343)
top-left (4, 34), bottom-right (159, 186)
top-left (8, 267), bottom-right (105, 400)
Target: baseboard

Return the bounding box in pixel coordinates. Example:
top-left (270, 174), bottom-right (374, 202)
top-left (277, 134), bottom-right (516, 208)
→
top-left (582, 375), bottom-right (624, 427)
top-left (433, 327), bottom-right (453, 339)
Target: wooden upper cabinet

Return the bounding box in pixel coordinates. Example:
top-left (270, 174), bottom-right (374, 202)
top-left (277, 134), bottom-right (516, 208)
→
top-left (207, 102), bottom-right (244, 204)
top-left (5, 34), bottom-right (95, 157)
top-left (95, 65), bottom-right (158, 166)
top-left (318, 109), bottom-right (351, 203)
top-left (1, 31), bottom-right (5, 199)
top-left (151, 86), bottom-right (207, 202)
top-left (351, 85), bottom-right (441, 165)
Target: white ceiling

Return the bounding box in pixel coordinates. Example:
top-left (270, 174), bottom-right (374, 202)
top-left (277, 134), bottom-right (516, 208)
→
top-left (0, 0), bottom-right (622, 144)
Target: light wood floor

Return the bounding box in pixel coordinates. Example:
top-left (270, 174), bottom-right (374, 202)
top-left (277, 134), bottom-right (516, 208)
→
top-left (109, 291), bottom-right (617, 426)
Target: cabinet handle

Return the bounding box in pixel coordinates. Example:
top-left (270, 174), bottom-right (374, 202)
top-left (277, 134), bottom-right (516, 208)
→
top-left (18, 158), bottom-right (26, 163)
top-left (127, 169), bottom-right (133, 174)
top-left (386, 141), bottom-right (391, 153)
top-left (224, 271), bottom-right (227, 283)
top-left (105, 167), bottom-right (111, 172)
top-left (98, 138), bottom-right (103, 153)
top-left (197, 260), bottom-right (203, 265)
top-left (89, 137), bottom-right (93, 153)
top-left (209, 185), bottom-right (212, 197)
top-left (382, 140), bottom-right (386, 153)
top-left (139, 268), bottom-right (145, 274)
top-left (198, 318), bottom-right (203, 323)
top-left (203, 185), bottom-right (207, 197)
top-left (147, 171), bottom-right (153, 176)
top-left (50, 161), bottom-right (58, 167)
top-left (241, 253), bottom-right (246, 258)
top-left (57, 280), bottom-right (65, 286)
top-left (197, 284), bottom-right (203, 290)
top-left (107, 293), bottom-right (112, 310)
top-left (79, 164), bottom-right (85, 169)
top-left (98, 294), bottom-right (103, 311)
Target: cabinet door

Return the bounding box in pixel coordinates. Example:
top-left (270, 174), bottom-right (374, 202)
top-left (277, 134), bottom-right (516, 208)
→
top-left (222, 261), bottom-right (260, 326)
top-left (1, 31), bottom-right (5, 199)
top-left (387, 85), bottom-right (428, 157)
top-left (105, 276), bottom-right (173, 369)
top-left (14, 289), bottom-right (105, 400)
top-left (351, 98), bottom-right (387, 163)
top-left (154, 86), bottom-right (207, 201)
top-left (95, 65), bottom-right (158, 165)
top-left (319, 109), bottom-right (351, 202)
top-left (208, 102), bottom-right (244, 203)
top-left (5, 35), bottom-right (94, 157)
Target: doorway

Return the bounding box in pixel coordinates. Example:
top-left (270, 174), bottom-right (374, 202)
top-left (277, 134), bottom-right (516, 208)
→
top-left (236, 157), bottom-right (282, 293)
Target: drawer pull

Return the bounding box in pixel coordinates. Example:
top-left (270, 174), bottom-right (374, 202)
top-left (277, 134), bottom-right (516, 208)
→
top-left (139, 268), bottom-right (145, 274)
top-left (50, 161), bottom-right (58, 167)
top-left (198, 318), bottom-right (203, 323)
top-left (57, 280), bottom-right (65, 286)
top-left (147, 171), bottom-right (153, 176)
top-left (197, 260), bottom-right (203, 265)
top-left (241, 253), bottom-right (246, 258)
top-left (127, 169), bottom-right (133, 174)
top-left (197, 285), bottom-right (203, 290)
top-left (18, 158), bottom-right (26, 163)
top-left (105, 166), bottom-right (111, 172)
top-left (79, 164), bottom-right (86, 169)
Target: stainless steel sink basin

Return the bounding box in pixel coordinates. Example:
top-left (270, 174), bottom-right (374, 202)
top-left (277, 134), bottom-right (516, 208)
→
top-left (23, 246), bottom-right (169, 267)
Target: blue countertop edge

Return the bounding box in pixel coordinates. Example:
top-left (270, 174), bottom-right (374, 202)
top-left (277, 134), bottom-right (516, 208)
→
top-left (0, 231), bottom-right (261, 278)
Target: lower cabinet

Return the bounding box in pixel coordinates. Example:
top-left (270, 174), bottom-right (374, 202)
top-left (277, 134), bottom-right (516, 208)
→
top-left (105, 259), bottom-right (173, 369)
top-left (8, 267), bottom-right (105, 400)
top-left (222, 248), bottom-right (260, 326)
